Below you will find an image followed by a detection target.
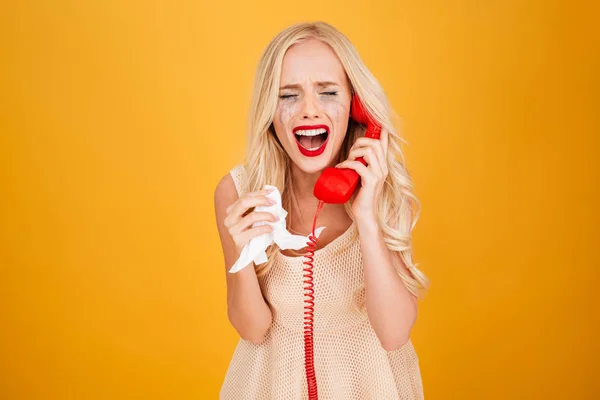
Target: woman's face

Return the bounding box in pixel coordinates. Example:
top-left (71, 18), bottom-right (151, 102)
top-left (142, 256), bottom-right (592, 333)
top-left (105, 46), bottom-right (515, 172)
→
top-left (273, 38), bottom-right (352, 174)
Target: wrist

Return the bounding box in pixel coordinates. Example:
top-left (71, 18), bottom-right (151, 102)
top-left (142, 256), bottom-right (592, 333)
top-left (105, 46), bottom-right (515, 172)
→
top-left (355, 214), bottom-right (380, 233)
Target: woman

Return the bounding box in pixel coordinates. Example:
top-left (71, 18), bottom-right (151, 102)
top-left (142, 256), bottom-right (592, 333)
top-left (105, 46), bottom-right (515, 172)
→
top-left (214, 21), bottom-right (430, 399)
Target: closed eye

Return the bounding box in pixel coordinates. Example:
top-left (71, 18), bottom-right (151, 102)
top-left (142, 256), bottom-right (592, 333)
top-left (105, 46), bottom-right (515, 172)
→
top-left (321, 91), bottom-right (338, 96)
top-left (279, 94), bottom-right (297, 99)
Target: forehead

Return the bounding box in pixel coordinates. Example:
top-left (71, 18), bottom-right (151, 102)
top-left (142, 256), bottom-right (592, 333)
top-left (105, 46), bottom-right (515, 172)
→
top-left (280, 39), bottom-right (347, 84)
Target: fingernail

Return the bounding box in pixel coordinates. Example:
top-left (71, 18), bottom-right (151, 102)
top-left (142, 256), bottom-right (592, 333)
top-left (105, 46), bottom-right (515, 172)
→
top-left (268, 199), bottom-right (276, 204)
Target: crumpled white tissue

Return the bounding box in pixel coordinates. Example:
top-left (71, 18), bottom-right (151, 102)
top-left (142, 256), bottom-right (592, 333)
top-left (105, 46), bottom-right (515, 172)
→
top-left (229, 185), bottom-right (325, 273)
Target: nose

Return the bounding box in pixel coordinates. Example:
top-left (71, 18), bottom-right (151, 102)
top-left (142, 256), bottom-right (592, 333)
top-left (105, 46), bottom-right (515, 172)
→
top-left (301, 94), bottom-right (321, 120)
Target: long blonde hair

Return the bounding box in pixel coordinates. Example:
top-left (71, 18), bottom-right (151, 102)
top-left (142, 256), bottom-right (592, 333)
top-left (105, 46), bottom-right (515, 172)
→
top-left (243, 21), bottom-right (429, 300)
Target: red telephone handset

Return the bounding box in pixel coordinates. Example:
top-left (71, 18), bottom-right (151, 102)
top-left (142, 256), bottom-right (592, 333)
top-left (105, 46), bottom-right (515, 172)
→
top-left (302, 95), bottom-right (381, 400)
top-left (313, 95), bottom-right (382, 204)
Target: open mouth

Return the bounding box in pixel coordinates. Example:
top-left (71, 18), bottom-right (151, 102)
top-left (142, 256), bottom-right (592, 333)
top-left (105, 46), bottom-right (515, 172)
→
top-left (293, 125), bottom-right (330, 157)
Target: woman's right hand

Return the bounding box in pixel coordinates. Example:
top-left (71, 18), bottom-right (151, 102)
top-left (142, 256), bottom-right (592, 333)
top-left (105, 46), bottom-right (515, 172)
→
top-left (223, 188), bottom-right (279, 256)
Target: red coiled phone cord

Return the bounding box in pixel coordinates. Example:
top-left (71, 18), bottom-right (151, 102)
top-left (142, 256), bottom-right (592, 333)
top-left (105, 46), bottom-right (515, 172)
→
top-left (302, 199), bottom-right (325, 400)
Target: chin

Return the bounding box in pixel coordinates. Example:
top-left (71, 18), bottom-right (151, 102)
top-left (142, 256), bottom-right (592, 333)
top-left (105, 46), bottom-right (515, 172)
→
top-left (292, 152), bottom-right (335, 175)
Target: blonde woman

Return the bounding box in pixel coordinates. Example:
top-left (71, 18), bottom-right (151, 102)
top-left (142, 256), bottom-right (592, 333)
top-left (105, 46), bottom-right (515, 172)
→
top-left (214, 21), bottom-right (429, 399)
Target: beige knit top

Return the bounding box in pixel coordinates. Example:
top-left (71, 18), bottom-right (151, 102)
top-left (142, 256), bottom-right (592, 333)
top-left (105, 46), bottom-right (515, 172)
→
top-left (220, 165), bottom-right (424, 400)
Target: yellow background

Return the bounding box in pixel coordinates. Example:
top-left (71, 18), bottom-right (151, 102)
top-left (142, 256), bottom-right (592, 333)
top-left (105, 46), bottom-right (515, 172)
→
top-left (1, 0), bottom-right (598, 398)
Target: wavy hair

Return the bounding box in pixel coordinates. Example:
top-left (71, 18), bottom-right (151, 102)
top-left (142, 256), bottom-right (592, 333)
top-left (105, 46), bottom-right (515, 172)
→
top-left (242, 21), bottom-right (429, 300)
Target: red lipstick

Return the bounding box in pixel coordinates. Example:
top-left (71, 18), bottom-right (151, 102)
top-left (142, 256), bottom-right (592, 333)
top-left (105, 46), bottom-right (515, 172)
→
top-left (292, 124), bottom-right (330, 157)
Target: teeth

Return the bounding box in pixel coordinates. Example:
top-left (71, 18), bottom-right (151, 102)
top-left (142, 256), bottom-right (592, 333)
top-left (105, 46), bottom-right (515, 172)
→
top-left (295, 128), bottom-right (327, 136)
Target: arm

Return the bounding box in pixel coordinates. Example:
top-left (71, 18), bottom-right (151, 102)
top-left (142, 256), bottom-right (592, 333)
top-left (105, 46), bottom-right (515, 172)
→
top-left (214, 174), bottom-right (273, 344)
top-left (335, 130), bottom-right (418, 351)
top-left (357, 218), bottom-right (418, 351)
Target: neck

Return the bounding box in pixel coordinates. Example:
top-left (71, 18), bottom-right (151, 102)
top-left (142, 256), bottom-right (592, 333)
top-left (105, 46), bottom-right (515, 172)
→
top-left (289, 159), bottom-right (338, 200)
top-left (290, 165), bottom-right (320, 200)
top-left (287, 164), bottom-right (324, 231)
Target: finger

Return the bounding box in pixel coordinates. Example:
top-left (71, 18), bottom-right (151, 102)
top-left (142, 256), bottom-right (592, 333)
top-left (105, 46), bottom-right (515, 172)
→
top-left (335, 160), bottom-right (376, 183)
top-left (233, 224), bottom-right (274, 248)
top-left (375, 131), bottom-right (389, 177)
top-left (353, 136), bottom-right (388, 177)
top-left (352, 137), bottom-right (385, 163)
top-left (381, 128), bottom-right (389, 158)
top-left (230, 211), bottom-right (279, 235)
top-left (346, 146), bottom-right (383, 178)
top-left (226, 188), bottom-right (274, 215)
top-left (226, 195), bottom-right (275, 227)
top-left (352, 136), bottom-right (382, 149)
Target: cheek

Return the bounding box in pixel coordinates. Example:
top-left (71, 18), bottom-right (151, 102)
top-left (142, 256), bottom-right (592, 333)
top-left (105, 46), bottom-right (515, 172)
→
top-left (273, 102), bottom-right (299, 148)
top-left (322, 100), bottom-right (350, 134)
top-left (324, 102), bottom-right (347, 121)
top-left (277, 101), bottom-right (298, 131)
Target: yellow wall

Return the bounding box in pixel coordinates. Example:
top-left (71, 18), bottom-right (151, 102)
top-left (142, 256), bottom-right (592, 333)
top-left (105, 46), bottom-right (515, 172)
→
top-left (1, 1), bottom-right (598, 398)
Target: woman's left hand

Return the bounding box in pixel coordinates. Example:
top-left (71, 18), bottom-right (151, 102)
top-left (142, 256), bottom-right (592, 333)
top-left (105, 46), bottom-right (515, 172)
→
top-left (335, 129), bottom-right (389, 223)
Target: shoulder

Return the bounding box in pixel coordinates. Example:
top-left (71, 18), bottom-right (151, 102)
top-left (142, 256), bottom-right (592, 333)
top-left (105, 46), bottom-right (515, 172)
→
top-left (214, 164), bottom-right (246, 216)
top-left (214, 173), bottom-right (234, 201)
top-left (214, 169), bottom-right (238, 210)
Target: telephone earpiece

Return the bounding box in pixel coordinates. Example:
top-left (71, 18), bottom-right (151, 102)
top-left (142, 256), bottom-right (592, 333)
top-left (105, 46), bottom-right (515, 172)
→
top-left (350, 93), bottom-right (381, 140)
top-left (313, 94), bottom-right (382, 204)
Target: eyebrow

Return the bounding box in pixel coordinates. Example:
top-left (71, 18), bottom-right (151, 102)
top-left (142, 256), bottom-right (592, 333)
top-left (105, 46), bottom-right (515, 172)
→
top-left (279, 81), bottom-right (340, 90)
